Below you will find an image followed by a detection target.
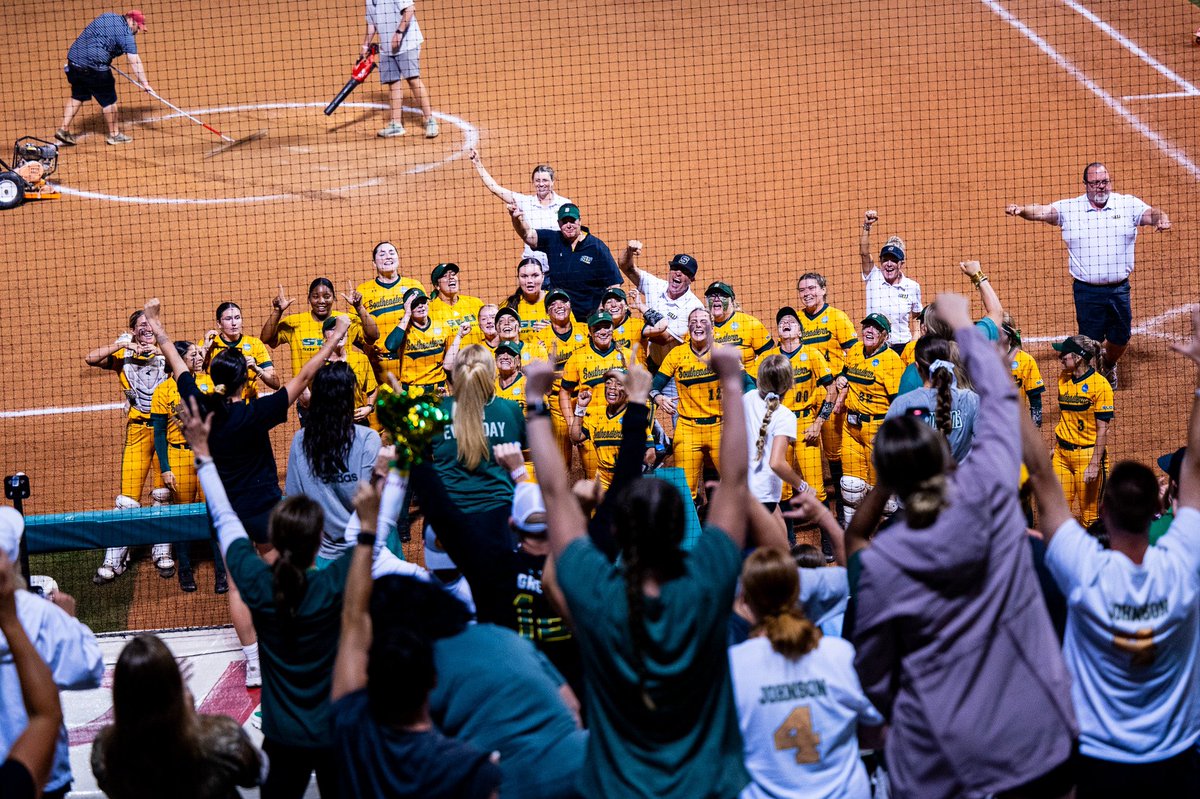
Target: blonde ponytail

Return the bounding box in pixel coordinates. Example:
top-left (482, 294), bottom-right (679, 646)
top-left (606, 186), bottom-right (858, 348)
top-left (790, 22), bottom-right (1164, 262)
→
top-left (754, 354), bottom-right (795, 463)
top-left (452, 345), bottom-right (497, 471)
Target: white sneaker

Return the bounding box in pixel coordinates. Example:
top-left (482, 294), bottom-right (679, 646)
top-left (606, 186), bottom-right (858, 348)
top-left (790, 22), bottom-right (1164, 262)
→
top-left (245, 659), bottom-right (262, 689)
top-left (378, 121), bottom-right (406, 138)
top-left (152, 544), bottom-right (175, 578)
top-left (94, 548), bottom-right (129, 584)
top-left (425, 118), bottom-right (440, 139)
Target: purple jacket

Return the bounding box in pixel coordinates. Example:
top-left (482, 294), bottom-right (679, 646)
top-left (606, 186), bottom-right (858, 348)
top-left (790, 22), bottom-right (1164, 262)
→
top-left (853, 326), bottom-right (1077, 799)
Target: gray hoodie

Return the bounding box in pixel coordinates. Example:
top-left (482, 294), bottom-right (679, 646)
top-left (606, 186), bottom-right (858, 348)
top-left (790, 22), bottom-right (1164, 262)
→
top-left (852, 326), bottom-right (1077, 799)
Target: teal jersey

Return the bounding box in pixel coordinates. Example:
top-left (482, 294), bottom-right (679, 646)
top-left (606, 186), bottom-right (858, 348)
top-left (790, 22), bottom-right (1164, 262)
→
top-left (431, 396), bottom-right (527, 513)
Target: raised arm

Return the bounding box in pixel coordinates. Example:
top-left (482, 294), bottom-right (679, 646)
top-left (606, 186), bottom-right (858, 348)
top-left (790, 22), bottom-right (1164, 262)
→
top-left (1171, 308), bottom-right (1200, 511)
top-left (509, 202), bottom-right (539, 248)
top-left (706, 346), bottom-right (750, 546)
top-left (0, 552), bottom-right (63, 791)
top-left (259, 285), bottom-right (295, 347)
top-left (143, 299), bottom-right (189, 380)
top-left (1020, 410), bottom-right (1072, 541)
top-left (342, 282), bottom-right (379, 344)
top-left (618, 240), bottom-right (646, 285)
top-left (1005, 203), bottom-right (1060, 225)
top-left (468, 149), bottom-right (518, 204)
top-left (332, 482), bottom-right (387, 702)
top-left (959, 260), bottom-right (1003, 328)
top-left (525, 359), bottom-right (588, 558)
top-left (285, 316), bottom-right (351, 404)
top-left (859, 210), bottom-right (877, 277)
top-left (85, 338), bottom-right (126, 369)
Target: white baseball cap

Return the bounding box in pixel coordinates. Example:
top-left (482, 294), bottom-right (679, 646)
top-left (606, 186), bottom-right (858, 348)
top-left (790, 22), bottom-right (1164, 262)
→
top-left (423, 523), bottom-right (457, 570)
top-left (0, 506), bottom-right (24, 561)
top-left (511, 482), bottom-right (547, 535)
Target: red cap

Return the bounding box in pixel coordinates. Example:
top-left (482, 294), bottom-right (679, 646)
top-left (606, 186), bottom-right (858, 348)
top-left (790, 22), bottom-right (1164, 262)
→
top-left (126, 10), bottom-right (147, 30)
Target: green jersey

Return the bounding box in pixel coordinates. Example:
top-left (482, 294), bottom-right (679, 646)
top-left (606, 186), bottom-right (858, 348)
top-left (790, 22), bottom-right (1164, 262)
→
top-left (431, 396), bottom-right (527, 513)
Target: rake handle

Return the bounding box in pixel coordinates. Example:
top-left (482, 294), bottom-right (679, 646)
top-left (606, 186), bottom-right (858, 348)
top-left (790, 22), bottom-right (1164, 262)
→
top-left (112, 66), bottom-right (234, 143)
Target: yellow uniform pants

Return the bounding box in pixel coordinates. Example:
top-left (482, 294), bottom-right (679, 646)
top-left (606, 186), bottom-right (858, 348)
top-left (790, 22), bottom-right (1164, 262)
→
top-left (1052, 441), bottom-right (1105, 528)
top-left (673, 417), bottom-right (722, 498)
top-left (821, 411), bottom-right (845, 463)
top-left (121, 419), bottom-right (163, 500)
top-left (842, 417), bottom-right (885, 485)
top-left (549, 400), bottom-right (574, 467)
top-left (166, 443), bottom-right (203, 503)
top-left (784, 438), bottom-right (828, 502)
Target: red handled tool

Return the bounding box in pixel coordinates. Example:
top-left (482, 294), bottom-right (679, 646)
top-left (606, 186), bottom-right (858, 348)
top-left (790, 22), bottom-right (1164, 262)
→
top-left (325, 44), bottom-right (379, 115)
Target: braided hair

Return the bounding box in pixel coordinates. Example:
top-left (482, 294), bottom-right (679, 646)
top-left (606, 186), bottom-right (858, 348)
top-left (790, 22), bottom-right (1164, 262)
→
top-left (754, 355), bottom-right (795, 463)
top-left (914, 336), bottom-right (957, 439)
top-left (612, 479), bottom-right (687, 710)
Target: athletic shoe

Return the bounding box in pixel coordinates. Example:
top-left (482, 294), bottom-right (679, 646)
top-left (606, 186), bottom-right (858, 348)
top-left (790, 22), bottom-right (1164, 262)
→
top-left (1099, 357), bottom-right (1119, 390)
top-left (215, 571), bottom-right (229, 594)
top-left (153, 547), bottom-right (176, 579)
top-left (106, 132), bottom-right (132, 145)
top-left (93, 552), bottom-right (129, 585)
top-left (251, 709), bottom-right (263, 730)
top-left (245, 659), bottom-right (262, 689)
top-left (425, 118), bottom-right (440, 139)
top-left (378, 122), bottom-right (406, 138)
top-left (178, 567), bottom-right (197, 593)
top-left (54, 129), bottom-right (77, 146)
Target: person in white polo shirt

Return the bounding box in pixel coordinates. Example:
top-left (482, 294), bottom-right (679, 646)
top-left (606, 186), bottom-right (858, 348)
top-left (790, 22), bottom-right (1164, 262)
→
top-left (617, 243), bottom-right (704, 371)
top-left (858, 210), bottom-right (921, 353)
top-left (1006, 162), bottom-right (1171, 389)
top-left (1022, 306), bottom-right (1200, 797)
top-left (468, 148), bottom-right (571, 274)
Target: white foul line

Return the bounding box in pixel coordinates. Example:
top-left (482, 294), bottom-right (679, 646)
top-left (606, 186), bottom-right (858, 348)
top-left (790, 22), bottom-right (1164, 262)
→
top-left (979, 0), bottom-right (1200, 181)
top-left (1123, 92), bottom-right (1199, 102)
top-left (1058, 0), bottom-right (1200, 97)
top-left (1022, 303), bottom-right (1198, 344)
top-left (0, 403), bottom-right (124, 419)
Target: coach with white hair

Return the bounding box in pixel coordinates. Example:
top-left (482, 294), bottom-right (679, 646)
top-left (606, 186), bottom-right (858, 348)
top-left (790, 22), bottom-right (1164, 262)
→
top-left (0, 508), bottom-right (104, 799)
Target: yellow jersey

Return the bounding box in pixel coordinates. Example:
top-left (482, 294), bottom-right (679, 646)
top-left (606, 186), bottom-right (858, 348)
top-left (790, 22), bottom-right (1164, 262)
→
top-left (327, 352), bottom-right (378, 409)
top-left (656, 344), bottom-right (722, 420)
top-left (508, 295), bottom-right (550, 333)
top-left (770, 343), bottom-right (833, 416)
top-left (352, 275), bottom-right (424, 345)
top-left (560, 343), bottom-right (629, 397)
top-left (207, 334), bottom-right (273, 399)
top-left (799, 304), bottom-right (859, 373)
top-left (275, 311), bottom-right (363, 376)
top-left (429, 294), bottom-right (484, 333)
top-left (900, 339), bottom-right (917, 367)
top-left (1055, 369), bottom-right (1114, 446)
top-left (111, 346), bottom-right (169, 420)
top-left (496, 371), bottom-right (529, 410)
top-left (583, 403), bottom-right (653, 477)
top-left (1010, 349), bottom-right (1046, 406)
top-left (389, 319), bottom-right (454, 386)
top-left (712, 311), bottom-right (773, 378)
top-left (537, 323), bottom-right (590, 394)
top-left (841, 343), bottom-right (904, 417)
top-left (150, 374), bottom-right (214, 446)
top-left (612, 313), bottom-right (646, 363)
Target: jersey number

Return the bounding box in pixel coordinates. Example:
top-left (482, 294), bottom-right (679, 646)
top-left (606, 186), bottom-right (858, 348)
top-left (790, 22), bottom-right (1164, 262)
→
top-left (1077, 419), bottom-right (1086, 433)
top-left (773, 705), bottom-right (822, 764)
top-left (794, 389), bottom-right (810, 406)
top-left (707, 386), bottom-right (722, 402)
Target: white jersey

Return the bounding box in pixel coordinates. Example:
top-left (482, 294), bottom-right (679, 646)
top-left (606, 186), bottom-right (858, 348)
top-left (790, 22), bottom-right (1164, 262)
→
top-left (1053, 192), bottom-right (1150, 285)
top-left (862, 269), bottom-right (921, 346)
top-left (515, 191), bottom-right (571, 269)
top-left (743, 390), bottom-right (798, 503)
top-left (1045, 508), bottom-right (1200, 762)
top-left (637, 271), bottom-right (704, 365)
top-left (729, 635), bottom-right (882, 799)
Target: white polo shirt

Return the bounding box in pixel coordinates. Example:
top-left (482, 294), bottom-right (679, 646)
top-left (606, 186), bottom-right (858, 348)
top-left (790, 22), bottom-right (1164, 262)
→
top-left (862, 268), bottom-right (921, 345)
top-left (638, 270), bottom-right (704, 362)
top-left (1053, 192), bottom-right (1150, 285)
top-left (1045, 508), bottom-right (1200, 763)
top-left (515, 191), bottom-right (571, 269)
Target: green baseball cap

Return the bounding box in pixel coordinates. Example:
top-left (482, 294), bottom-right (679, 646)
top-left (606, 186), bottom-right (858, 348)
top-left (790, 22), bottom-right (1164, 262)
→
top-left (1052, 337), bottom-right (1086, 357)
top-left (496, 340), bottom-right (523, 358)
top-left (544, 289), bottom-right (570, 308)
top-left (430, 262), bottom-right (459, 283)
top-left (557, 204), bottom-right (580, 221)
top-left (495, 306), bottom-right (521, 325)
top-left (705, 281), bottom-right (735, 299)
top-left (587, 311), bottom-right (614, 329)
top-left (321, 315), bottom-right (343, 333)
top-left (402, 287), bottom-right (429, 305)
top-left (602, 287), bottom-right (627, 303)
top-left (861, 313), bottom-right (891, 334)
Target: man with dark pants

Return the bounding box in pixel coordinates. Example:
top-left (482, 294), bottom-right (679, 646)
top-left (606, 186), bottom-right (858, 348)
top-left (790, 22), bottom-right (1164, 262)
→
top-left (57, 10), bottom-right (153, 146)
top-left (1006, 162), bottom-right (1171, 389)
top-left (509, 202), bottom-right (621, 322)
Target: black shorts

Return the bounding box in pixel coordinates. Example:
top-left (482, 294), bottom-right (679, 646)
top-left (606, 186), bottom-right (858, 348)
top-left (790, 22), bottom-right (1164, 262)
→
top-left (66, 63), bottom-right (117, 107)
top-left (1072, 278), bottom-right (1132, 346)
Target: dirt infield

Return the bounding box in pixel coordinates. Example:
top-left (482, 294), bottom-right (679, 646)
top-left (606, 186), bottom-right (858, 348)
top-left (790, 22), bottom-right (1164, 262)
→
top-left (2, 1), bottom-right (1200, 623)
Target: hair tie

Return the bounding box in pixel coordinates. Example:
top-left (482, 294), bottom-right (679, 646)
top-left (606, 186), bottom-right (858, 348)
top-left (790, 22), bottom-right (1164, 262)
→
top-left (929, 359), bottom-right (958, 389)
top-left (764, 392), bottom-right (780, 402)
top-left (212, 384), bottom-right (227, 396)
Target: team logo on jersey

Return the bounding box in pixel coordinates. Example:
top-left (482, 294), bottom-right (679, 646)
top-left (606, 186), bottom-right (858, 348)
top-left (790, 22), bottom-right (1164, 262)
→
top-left (821, 315), bottom-right (829, 323)
top-left (731, 322), bottom-right (740, 330)
top-left (872, 359), bottom-right (880, 367)
top-left (1011, 360), bottom-right (1019, 369)
top-left (433, 327), bottom-right (443, 336)
top-left (800, 352), bottom-right (808, 362)
top-left (575, 334), bottom-right (584, 342)
top-left (580, 255), bottom-right (594, 264)
top-left (1082, 384), bottom-right (1089, 393)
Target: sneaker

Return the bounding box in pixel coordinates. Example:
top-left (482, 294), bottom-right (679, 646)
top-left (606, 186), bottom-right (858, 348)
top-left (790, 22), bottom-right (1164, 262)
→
top-left (251, 709), bottom-right (263, 730)
top-left (214, 571), bottom-right (229, 595)
top-left (245, 659), bottom-right (262, 689)
top-left (425, 118), bottom-right (440, 139)
top-left (377, 122), bottom-right (406, 138)
top-left (93, 552), bottom-right (129, 585)
top-left (1099, 357), bottom-right (1119, 390)
top-left (178, 567), bottom-right (197, 592)
top-left (54, 129), bottom-right (77, 146)
top-left (154, 551), bottom-right (176, 579)
top-left (106, 132), bottom-right (132, 145)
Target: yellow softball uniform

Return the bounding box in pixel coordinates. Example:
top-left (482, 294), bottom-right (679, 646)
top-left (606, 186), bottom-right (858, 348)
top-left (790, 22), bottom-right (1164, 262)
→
top-left (111, 347), bottom-right (169, 501)
top-left (207, 334), bottom-right (273, 399)
top-left (560, 343), bottom-right (630, 406)
top-left (535, 323), bottom-right (589, 463)
top-left (799, 304), bottom-right (858, 463)
top-left (771, 343), bottom-right (834, 501)
top-left (1010, 349), bottom-right (1046, 407)
top-left (150, 375), bottom-right (214, 503)
top-left (330, 352), bottom-right (378, 411)
top-left (275, 311), bottom-right (363, 376)
top-left (840, 343), bottom-right (904, 485)
top-left (656, 343), bottom-right (723, 496)
top-left (429, 294), bottom-right (484, 333)
top-left (900, 339), bottom-right (917, 367)
top-left (612, 314), bottom-right (646, 364)
top-left (389, 320), bottom-right (454, 387)
top-left (496, 371), bottom-right (529, 410)
top-left (583, 404), bottom-right (654, 489)
top-left (352, 275), bottom-right (423, 345)
top-left (510, 296), bottom-right (550, 333)
top-left (713, 311), bottom-right (773, 379)
top-left (1053, 368), bottom-right (1114, 526)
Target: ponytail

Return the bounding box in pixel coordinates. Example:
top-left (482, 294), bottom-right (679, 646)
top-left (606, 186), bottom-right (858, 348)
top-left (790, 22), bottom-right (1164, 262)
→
top-left (755, 395), bottom-right (780, 463)
top-left (266, 496), bottom-right (323, 636)
top-left (903, 474), bottom-right (949, 529)
top-left (452, 345), bottom-right (497, 470)
top-left (915, 336), bottom-right (958, 438)
top-left (741, 548), bottom-right (821, 659)
top-left (754, 354), bottom-right (796, 463)
top-left (931, 365), bottom-right (953, 438)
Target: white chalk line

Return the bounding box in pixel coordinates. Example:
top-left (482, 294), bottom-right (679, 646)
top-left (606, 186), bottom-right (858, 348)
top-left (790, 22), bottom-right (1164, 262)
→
top-left (1123, 92), bottom-right (1199, 102)
top-left (51, 102), bottom-right (479, 205)
top-left (980, 0), bottom-right (1200, 181)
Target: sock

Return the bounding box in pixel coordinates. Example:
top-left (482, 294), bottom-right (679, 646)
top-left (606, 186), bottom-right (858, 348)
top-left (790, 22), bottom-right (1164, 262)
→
top-left (242, 643), bottom-right (259, 664)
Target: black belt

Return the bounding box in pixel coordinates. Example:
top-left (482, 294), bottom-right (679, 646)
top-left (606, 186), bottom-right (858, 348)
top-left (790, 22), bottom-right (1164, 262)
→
top-left (1073, 278), bottom-right (1129, 288)
top-left (1056, 437), bottom-right (1094, 451)
top-left (679, 416), bottom-right (719, 426)
top-left (169, 442), bottom-right (191, 450)
top-left (128, 417), bottom-right (153, 427)
top-left (849, 412), bottom-right (887, 424)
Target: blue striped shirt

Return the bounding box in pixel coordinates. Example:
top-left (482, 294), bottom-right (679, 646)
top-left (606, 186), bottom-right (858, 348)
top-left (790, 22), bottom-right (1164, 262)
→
top-left (67, 13), bottom-right (136, 71)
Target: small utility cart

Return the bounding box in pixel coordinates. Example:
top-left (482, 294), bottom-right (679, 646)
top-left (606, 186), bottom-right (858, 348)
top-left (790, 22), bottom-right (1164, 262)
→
top-left (0, 137), bottom-right (61, 210)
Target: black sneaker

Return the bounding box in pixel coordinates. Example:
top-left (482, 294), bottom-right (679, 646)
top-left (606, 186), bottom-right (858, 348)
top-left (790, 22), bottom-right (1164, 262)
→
top-left (215, 571), bottom-right (229, 594)
top-left (178, 567), bottom-right (197, 593)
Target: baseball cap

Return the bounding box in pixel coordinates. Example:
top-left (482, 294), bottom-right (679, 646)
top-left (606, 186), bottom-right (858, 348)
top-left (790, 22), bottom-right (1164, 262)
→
top-left (0, 507), bottom-right (23, 561)
top-left (1001, 320), bottom-right (1022, 345)
top-left (705, 281), bottom-right (735, 299)
top-left (1051, 337), bottom-right (1087, 357)
top-left (880, 244), bottom-right (905, 263)
top-left (557, 204), bottom-right (580, 221)
top-left (862, 313), bottom-right (892, 334)
top-left (776, 306), bottom-right (800, 324)
top-left (602, 287), bottom-right (627, 303)
top-left (588, 311), bottom-right (614, 329)
top-left (916, 304), bottom-right (930, 322)
top-left (544, 289), bottom-right (570, 308)
top-left (126, 10), bottom-right (147, 30)
top-left (402, 287), bottom-right (429, 305)
top-left (495, 306), bottom-right (521, 325)
top-left (321, 315), bottom-right (344, 333)
top-left (511, 482), bottom-right (547, 536)
top-left (668, 254), bottom-right (698, 279)
top-left (1158, 447), bottom-right (1186, 483)
top-left (430, 262), bottom-right (459, 283)
top-left (423, 524), bottom-right (457, 570)
top-left (496, 340), bottom-right (523, 358)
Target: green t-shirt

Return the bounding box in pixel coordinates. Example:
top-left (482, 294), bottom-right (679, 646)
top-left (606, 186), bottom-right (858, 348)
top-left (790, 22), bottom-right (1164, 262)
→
top-left (431, 396), bottom-right (527, 513)
top-left (226, 538), bottom-right (351, 747)
top-left (557, 525), bottom-right (749, 799)
top-left (1149, 508), bottom-right (1175, 546)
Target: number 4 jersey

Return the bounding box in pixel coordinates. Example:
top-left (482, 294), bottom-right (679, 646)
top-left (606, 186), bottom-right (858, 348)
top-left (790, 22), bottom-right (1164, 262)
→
top-left (729, 635), bottom-right (883, 799)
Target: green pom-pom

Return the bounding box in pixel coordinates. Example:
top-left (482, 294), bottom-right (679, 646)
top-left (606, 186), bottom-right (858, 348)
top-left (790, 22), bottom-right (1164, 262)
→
top-left (374, 384), bottom-right (448, 467)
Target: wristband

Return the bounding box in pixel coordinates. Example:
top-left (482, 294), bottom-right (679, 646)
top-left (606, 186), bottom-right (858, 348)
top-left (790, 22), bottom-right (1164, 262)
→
top-left (357, 532), bottom-right (377, 546)
top-left (194, 455), bottom-right (214, 469)
top-left (509, 466), bottom-right (528, 481)
top-left (574, 404), bottom-right (588, 417)
top-left (527, 399), bottom-right (550, 418)
top-left (818, 400), bottom-right (834, 421)
top-left (642, 308), bottom-right (664, 327)
top-left (970, 272), bottom-right (989, 288)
